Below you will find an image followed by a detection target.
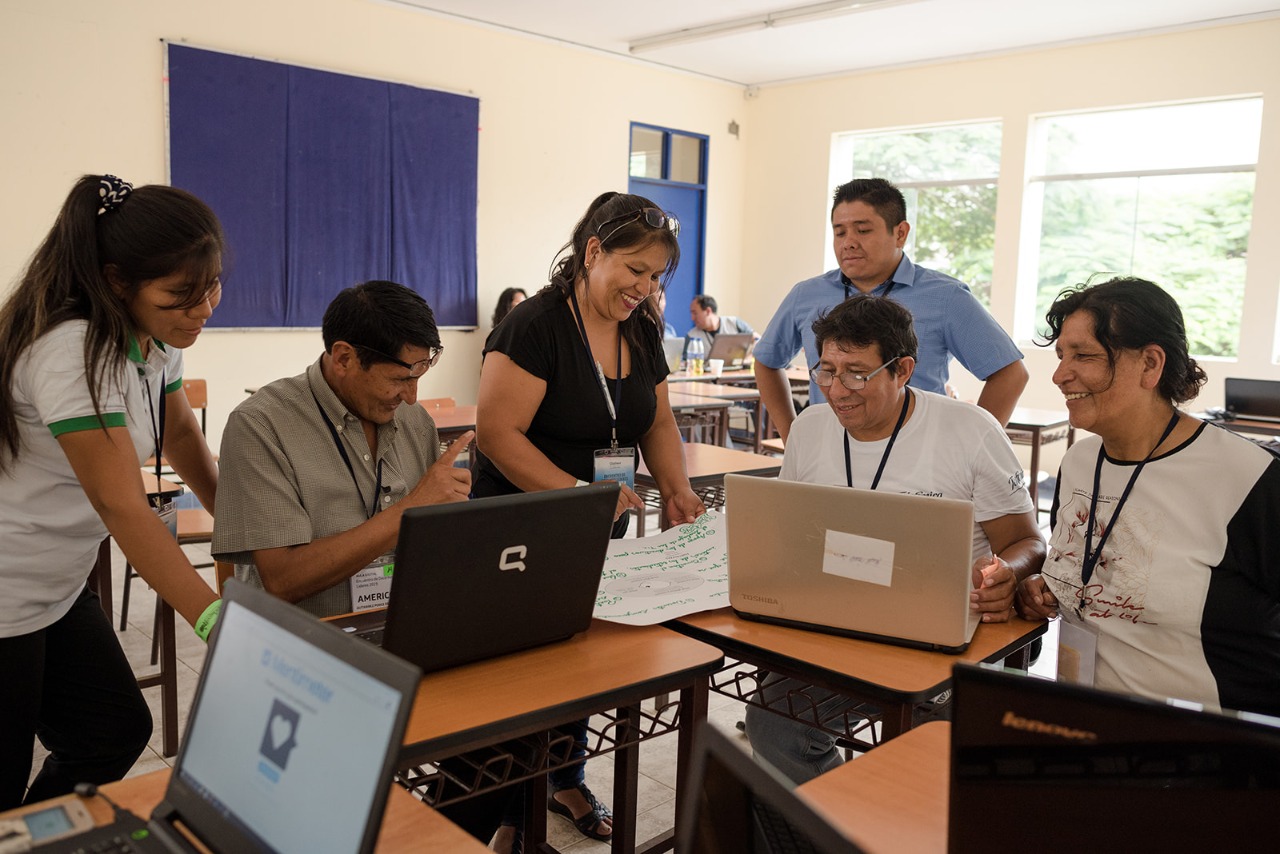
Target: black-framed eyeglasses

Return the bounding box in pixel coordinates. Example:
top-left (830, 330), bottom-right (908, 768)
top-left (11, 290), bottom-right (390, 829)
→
top-left (810, 356), bottom-right (899, 391)
top-left (356, 343), bottom-right (443, 378)
top-left (598, 207), bottom-right (680, 243)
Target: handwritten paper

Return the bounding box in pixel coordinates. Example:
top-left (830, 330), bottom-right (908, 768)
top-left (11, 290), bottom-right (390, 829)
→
top-left (594, 511), bottom-right (729, 625)
top-left (822, 529), bottom-right (894, 586)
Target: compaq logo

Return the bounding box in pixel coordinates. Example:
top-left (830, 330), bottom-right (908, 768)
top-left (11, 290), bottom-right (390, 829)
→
top-left (1001, 710), bottom-right (1098, 742)
top-left (499, 545), bottom-right (527, 572)
top-left (739, 593), bottom-right (779, 605)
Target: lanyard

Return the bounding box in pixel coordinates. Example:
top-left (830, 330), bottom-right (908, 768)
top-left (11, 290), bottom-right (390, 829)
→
top-left (843, 389), bottom-right (911, 490)
top-left (568, 287), bottom-right (623, 449)
top-left (312, 391), bottom-right (384, 519)
top-left (1080, 409), bottom-right (1181, 588)
top-left (843, 276), bottom-right (896, 301)
top-left (143, 369), bottom-right (167, 502)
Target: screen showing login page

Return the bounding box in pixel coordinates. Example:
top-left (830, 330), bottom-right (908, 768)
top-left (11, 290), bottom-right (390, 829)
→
top-left (178, 603), bottom-right (403, 853)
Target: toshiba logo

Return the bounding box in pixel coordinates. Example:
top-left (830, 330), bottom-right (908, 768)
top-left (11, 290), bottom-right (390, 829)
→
top-left (499, 545), bottom-right (527, 572)
top-left (1001, 710), bottom-right (1098, 742)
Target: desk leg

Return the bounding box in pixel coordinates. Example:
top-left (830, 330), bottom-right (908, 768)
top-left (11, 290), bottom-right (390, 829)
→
top-left (612, 706), bottom-right (640, 854)
top-left (158, 602), bottom-right (178, 757)
top-left (1028, 427), bottom-right (1043, 512)
top-left (881, 704), bottom-right (913, 742)
top-left (751, 401), bottom-right (764, 453)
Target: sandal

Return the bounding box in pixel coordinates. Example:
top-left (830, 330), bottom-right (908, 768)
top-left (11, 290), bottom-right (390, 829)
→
top-left (548, 783), bottom-right (612, 842)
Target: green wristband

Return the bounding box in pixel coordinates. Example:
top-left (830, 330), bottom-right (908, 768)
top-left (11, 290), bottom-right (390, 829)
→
top-left (194, 598), bottom-right (222, 642)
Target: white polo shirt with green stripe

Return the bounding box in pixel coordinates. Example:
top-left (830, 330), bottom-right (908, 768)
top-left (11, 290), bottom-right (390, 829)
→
top-left (1, 320), bottom-right (181, 637)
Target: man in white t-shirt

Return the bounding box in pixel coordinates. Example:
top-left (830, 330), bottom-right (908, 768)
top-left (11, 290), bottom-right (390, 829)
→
top-left (745, 295), bottom-right (1045, 783)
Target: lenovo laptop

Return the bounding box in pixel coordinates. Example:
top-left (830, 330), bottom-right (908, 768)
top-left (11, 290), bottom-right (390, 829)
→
top-left (725, 474), bottom-right (980, 652)
top-left (36, 580), bottom-right (420, 853)
top-left (949, 664), bottom-right (1280, 853)
top-left (343, 482), bottom-right (618, 673)
top-left (706, 333), bottom-right (755, 369)
top-left (1224, 377), bottom-right (1280, 422)
top-left (676, 723), bottom-right (863, 854)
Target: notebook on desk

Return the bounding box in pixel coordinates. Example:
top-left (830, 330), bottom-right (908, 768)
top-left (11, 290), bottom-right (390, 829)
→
top-left (676, 723), bottom-right (863, 854)
top-left (342, 483), bottom-right (618, 673)
top-left (36, 579), bottom-right (420, 853)
top-left (1225, 377), bottom-right (1280, 422)
top-left (725, 474), bottom-right (980, 653)
top-left (949, 664), bottom-right (1280, 853)
top-left (707, 333), bottom-right (755, 368)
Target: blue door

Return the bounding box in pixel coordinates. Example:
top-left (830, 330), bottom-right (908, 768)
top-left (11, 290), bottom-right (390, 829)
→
top-left (631, 180), bottom-right (703, 339)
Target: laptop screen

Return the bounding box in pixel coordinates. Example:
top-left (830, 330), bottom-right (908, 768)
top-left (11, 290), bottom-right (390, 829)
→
top-left (171, 585), bottom-right (415, 853)
top-left (1225, 377), bottom-right (1280, 419)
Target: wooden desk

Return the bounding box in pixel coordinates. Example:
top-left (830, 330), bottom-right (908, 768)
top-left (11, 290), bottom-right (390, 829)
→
top-left (667, 392), bottom-right (733, 446)
top-left (1205, 414), bottom-right (1280, 439)
top-left (0, 769), bottom-right (489, 853)
top-left (391, 620), bottom-right (725, 854)
top-left (421, 402), bottom-right (478, 446)
top-left (633, 443), bottom-right (780, 536)
top-left (1003, 407), bottom-right (1074, 512)
top-left (674, 384), bottom-right (766, 452)
top-left (670, 609), bottom-right (1044, 743)
top-left (797, 721), bottom-right (949, 854)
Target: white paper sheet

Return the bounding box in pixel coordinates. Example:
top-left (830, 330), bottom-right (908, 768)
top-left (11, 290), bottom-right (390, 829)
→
top-left (593, 511), bottom-right (729, 625)
top-left (822, 529), bottom-right (895, 587)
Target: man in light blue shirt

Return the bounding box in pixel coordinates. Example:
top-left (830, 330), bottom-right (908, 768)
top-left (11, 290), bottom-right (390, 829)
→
top-left (753, 178), bottom-right (1027, 440)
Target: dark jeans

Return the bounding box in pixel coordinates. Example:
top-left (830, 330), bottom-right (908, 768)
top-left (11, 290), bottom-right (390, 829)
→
top-left (0, 585), bottom-right (152, 810)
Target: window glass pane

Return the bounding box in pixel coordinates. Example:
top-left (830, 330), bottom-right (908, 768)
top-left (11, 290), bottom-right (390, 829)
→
top-left (852, 123), bottom-right (1001, 182)
top-left (630, 127), bottom-right (663, 179)
top-left (903, 183), bottom-right (998, 307)
top-left (1038, 100), bottom-right (1263, 175)
top-left (669, 133), bottom-right (704, 184)
top-left (1035, 172), bottom-right (1254, 357)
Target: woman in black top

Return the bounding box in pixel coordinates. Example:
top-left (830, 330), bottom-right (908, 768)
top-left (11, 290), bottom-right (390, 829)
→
top-left (475, 191), bottom-right (705, 843)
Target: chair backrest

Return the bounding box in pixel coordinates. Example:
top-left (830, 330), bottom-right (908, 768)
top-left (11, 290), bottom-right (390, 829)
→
top-left (183, 378), bottom-right (209, 434)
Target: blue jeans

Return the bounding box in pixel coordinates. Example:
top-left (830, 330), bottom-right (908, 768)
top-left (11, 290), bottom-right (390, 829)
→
top-left (742, 674), bottom-right (857, 784)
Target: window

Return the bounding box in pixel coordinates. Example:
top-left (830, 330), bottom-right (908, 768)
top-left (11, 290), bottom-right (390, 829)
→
top-left (831, 122), bottom-right (1002, 305)
top-left (1022, 99), bottom-right (1262, 357)
top-left (629, 125), bottom-right (706, 184)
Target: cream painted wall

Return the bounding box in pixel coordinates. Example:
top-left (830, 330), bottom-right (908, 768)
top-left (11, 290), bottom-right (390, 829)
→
top-left (740, 18), bottom-right (1280, 435)
top-left (1, 0), bottom-right (749, 451)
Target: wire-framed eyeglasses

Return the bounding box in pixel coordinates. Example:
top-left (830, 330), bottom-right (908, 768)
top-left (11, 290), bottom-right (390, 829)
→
top-left (597, 207), bottom-right (680, 243)
top-left (357, 343), bottom-right (443, 378)
top-left (810, 356), bottom-right (899, 391)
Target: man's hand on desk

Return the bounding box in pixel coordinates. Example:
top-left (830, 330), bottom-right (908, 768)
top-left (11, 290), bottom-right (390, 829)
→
top-left (970, 555), bottom-right (1017, 622)
top-left (405, 431), bottom-right (473, 506)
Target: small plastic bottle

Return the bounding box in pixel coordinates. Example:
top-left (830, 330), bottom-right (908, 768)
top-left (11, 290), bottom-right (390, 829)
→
top-left (687, 338), bottom-right (705, 375)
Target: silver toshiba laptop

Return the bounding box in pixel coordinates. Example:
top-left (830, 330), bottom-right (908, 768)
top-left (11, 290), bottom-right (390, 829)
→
top-left (725, 474), bottom-right (979, 653)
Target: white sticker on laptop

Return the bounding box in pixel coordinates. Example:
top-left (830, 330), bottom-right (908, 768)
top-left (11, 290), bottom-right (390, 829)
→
top-left (350, 553), bottom-right (395, 612)
top-left (822, 530), bottom-right (894, 586)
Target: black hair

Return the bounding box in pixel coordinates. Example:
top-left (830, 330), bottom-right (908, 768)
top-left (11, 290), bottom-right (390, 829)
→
top-left (692, 294), bottom-right (718, 313)
top-left (491, 287), bottom-right (528, 328)
top-left (812, 295), bottom-right (918, 375)
top-left (0, 175), bottom-right (224, 469)
top-left (831, 178), bottom-right (907, 228)
top-left (322, 280), bottom-right (440, 368)
top-left (1042, 276), bottom-right (1206, 404)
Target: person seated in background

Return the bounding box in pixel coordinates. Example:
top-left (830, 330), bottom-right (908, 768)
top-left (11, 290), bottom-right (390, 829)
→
top-left (491, 286), bottom-right (527, 329)
top-left (745, 295), bottom-right (1044, 783)
top-left (656, 288), bottom-right (678, 338)
top-left (1017, 277), bottom-right (1280, 717)
top-left (684, 294), bottom-right (753, 359)
top-left (213, 280), bottom-right (470, 619)
top-left (753, 178), bottom-right (1026, 441)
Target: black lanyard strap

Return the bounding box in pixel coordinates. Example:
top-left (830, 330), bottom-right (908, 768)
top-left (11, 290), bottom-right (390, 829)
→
top-left (312, 390), bottom-right (383, 519)
top-left (843, 277), bottom-right (896, 301)
top-left (1080, 409), bottom-right (1181, 587)
top-left (843, 388), bottom-right (911, 490)
top-left (568, 287), bottom-right (623, 448)
top-left (144, 369), bottom-right (167, 502)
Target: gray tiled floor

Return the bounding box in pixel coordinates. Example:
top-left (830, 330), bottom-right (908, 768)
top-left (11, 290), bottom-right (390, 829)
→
top-left (31, 538), bottom-right (1055, 852)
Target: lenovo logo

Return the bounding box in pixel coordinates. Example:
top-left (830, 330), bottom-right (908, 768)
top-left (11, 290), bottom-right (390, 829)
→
top-left (1001, 710), bottom-right (1097, 742)
top-left (499, 545), bottom-right (527, 572)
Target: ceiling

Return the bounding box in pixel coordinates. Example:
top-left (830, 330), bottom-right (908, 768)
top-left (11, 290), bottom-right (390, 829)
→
top-left (388, 0), bottom-right (1280, 87)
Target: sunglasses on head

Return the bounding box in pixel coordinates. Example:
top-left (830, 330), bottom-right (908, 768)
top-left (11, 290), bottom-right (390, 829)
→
top-left (597, 207), bottom-right (680, 243)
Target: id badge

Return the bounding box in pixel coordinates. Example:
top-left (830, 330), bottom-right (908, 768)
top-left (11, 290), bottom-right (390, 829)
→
top-left (153, 499), bottom-right (177, 540)
top-left (349, 553), bottom-right (395, 613)
top-left (593, 447), bottom-right (636, 492)
top-left (1057, 616), bottom-right (1098, 687)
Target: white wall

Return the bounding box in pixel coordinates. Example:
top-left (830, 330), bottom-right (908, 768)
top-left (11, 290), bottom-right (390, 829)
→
top-left (739, 19), bottom-right (1280, 423)
top-left (0, 0), bottom-right (749, 451)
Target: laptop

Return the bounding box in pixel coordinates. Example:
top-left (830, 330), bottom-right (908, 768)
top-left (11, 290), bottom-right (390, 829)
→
top-left (662, 336), bottom-right (686, 372)
top-left (675, 723), bottom-right (864, 854)
top-left (706, 333), bottom-right (755, 368)
top-left (725, 474), bottom-right (979, 653)
top-left (949, 664), bottom-right (1280, 852)
top-left (343, 482), bottom-right (618, 673)
top-left (1225, 377), bottom-right (1280, 422)
top-left (37, 579), bottom-right (420, 853)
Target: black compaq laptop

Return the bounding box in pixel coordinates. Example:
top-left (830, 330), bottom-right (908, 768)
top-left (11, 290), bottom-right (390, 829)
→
top-left (38, 579), bottom-right (420, 853)
top-left (343, 482), bottom-right (618, 673)
top-left (949, 663), bottom-right (1280, 853)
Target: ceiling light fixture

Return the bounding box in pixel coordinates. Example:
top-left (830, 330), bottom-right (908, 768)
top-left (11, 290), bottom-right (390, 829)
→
top-left (630, 0), bottom-right (924, 54)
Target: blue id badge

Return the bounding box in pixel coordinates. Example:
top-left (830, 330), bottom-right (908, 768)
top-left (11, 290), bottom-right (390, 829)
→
top-left (593, 447), bottom-right (636, 491)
